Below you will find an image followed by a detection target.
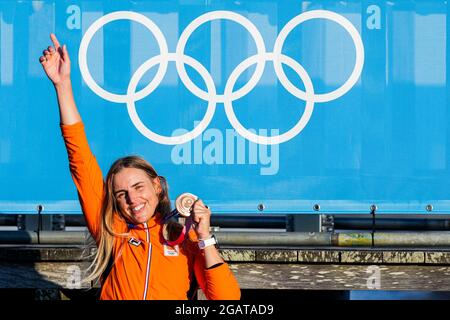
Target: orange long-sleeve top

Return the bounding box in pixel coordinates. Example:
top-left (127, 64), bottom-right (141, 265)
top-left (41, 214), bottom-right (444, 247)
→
top-left (61, 121), bottom-right (241, 300)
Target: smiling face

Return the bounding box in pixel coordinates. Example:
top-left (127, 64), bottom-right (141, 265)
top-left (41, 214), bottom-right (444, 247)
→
top-left (113, 167), bottom-right (161, 225)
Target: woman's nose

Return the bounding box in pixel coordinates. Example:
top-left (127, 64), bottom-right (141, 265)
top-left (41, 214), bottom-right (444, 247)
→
top-left (126, 190), bottom-right (137, 204)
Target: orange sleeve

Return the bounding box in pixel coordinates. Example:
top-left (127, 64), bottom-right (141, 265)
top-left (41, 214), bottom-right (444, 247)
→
top-left (194, 253), bottom-right (241, 300)
top-left (60, 121), bottom-right (104, 240)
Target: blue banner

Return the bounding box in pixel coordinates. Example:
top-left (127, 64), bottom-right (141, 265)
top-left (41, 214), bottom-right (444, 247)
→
top-left (1, 0), bottom-right (449, 214)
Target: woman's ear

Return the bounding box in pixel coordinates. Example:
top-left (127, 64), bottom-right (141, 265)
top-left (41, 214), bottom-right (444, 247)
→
top-left (153, 177), bottom-right (162, 196)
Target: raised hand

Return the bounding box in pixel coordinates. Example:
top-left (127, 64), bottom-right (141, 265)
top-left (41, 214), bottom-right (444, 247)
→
top-left (39, 34), bottom-right (80, 125)
top-left (39, 33), bottom-right (71, 86)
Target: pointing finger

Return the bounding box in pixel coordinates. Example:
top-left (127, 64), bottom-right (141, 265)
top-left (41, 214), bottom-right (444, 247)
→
top-left (50, 33), bottom-right (61, 49)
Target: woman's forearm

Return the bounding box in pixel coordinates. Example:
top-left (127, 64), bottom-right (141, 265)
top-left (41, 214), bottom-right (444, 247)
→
top-left (202, 245), bottom-right (224, 269)
top-left (55, 79), bottom-right (82, 125)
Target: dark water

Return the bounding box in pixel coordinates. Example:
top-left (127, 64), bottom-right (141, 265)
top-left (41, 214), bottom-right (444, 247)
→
top-left (350, 290), bottom-right (450, 300)
top-left (240, 289), bottom-right (450, 300)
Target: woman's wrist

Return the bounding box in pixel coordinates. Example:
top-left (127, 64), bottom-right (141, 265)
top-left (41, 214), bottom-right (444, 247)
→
top-left (198, 233), bottom-right (212, 241)
top-left (54, 78), bottom-right (72, 91)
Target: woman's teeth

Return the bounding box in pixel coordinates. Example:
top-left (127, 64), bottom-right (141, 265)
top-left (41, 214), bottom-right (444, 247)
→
top-left (132, 204), bottom-right (145, 212)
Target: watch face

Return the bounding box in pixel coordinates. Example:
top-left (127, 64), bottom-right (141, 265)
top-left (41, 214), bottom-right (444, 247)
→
top-left (198, 235), bottom-right (217, 249)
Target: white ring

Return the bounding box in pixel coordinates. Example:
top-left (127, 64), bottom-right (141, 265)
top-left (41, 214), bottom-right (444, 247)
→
top-left (79, 11), bottom-right (169, 103)
top-left (127, 54), bottom-right (216, 145)
top-left (224, 54), bottom-right (314, 145)
top-left (80, 10), bottom-right (364, 145)
top-left (176, 10), bottom-right (266, 103)
top-left (273, 10), bottom-right (364, 103)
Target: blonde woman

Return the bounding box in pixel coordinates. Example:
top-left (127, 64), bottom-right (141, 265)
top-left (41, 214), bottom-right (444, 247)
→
top-left (39, 34), bottom-right (240, 300)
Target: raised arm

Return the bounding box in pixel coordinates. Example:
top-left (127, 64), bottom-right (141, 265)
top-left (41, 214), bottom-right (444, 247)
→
top-left (40, 33), bottom-right (81, 125)
top-left (40, 34), bottom-right (103, 239)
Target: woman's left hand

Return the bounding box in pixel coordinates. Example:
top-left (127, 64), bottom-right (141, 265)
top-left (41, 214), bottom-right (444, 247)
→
top-left (191, 199), bottom-right (211, 240)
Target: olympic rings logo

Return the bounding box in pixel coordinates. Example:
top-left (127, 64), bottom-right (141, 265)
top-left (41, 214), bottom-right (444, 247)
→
top-left (79, 10), bottom-right (364, 145)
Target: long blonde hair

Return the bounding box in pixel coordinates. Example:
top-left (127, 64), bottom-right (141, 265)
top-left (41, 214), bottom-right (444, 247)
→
top-left (85, 155), bottom-right (171, 283)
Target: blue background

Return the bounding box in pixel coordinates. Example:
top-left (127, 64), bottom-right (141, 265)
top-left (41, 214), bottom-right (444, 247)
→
top-left (1, 0), bottom-right (449, 215)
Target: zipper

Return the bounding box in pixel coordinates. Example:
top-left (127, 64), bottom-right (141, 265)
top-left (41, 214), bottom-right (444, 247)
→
top-left (142, 222), bottom-right (152, 300)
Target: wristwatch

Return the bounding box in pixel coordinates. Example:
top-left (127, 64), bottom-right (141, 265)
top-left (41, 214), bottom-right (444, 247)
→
top-left (198, 234), bottom-right (218, 249)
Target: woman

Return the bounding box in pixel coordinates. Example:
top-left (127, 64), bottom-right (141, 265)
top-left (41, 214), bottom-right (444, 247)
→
top-left (39, 33), bottom-right (240, 300)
